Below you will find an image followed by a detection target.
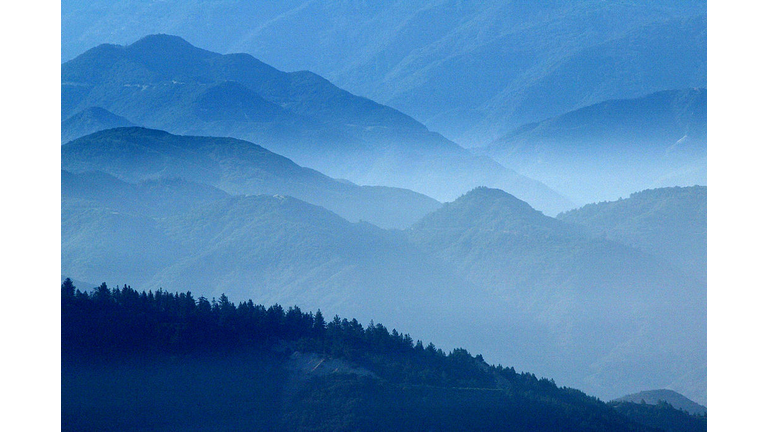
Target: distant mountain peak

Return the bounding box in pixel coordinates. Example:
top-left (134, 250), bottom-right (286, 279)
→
top-left (412, 186), bottom-right (557, 235)
top-left (456, 187), bottom-right (539, 214)
top-left (613, 389), bottom-right (706, 415)
top-left (128, 34), bottom-right (200, 52)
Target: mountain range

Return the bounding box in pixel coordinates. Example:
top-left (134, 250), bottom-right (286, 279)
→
top-left (61, 35), bottom-right (572, 214)
top-left (62, 167), bottom-right (494, 363)
top-left (62, 140), bottom-right (706, 403)
top-left (62, 0), bottom-right (706, 145)
top-left (59, 5), bottom-right (708, 417)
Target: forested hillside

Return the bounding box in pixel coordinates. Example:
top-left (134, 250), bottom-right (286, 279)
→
top-left (63, 279), bottom-right (706, 432)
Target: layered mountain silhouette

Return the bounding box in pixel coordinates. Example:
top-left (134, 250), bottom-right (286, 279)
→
top-left (61, 34), bottom-right (573, 214)
top-left (62, 127), bottom-right (440, 229)
top-left (62, 161), bottom-right (705, 403)
top-left (62, 1), bottom-right (706, 144)
top-left (479, 89), bottom-right (706, 204)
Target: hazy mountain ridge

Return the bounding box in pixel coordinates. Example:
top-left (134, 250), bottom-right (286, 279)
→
top-left (479, 89), bottom-right (706, 204)
top-left (62, 169), bottom-right (230, 218)
top-left (558, 186), bottom-right (706, 280)
top-left (62, 35), bottom-right (573, 214)
top-left (408, 187), bottom-right (705, 403)
top-left (62, 1), bottom-right (706, 144)
top-left (61, 127), bottom-right (441, 229)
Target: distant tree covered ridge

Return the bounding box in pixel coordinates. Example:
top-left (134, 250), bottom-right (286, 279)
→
top-left (62, 278), bottom-right (705, 432)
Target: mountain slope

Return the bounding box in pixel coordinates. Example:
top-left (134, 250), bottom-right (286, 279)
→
top-left (62, 1), bottom-right (706, 144)
top-left (61, 127), bottom-right (441, 229)
top-left (480, 89), bottom-right (706, 204)
top-left (61, 34), bottom-right (573, 213)
top-left (558, 186), bottom-right (706, 280)
top-left (408, 187), bottom-right (706, 403)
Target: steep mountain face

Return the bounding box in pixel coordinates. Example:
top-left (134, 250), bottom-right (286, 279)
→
top-left (480, 89), bottom-right (706, 204)
top-left (61, 35), bottom-right (573, 214)
top-left (61, 127), bottom-right (441, 229)
top-left (613, 389), bottom-right (706, 415)
top-left (61, 107), bottom-right (135, 143)
top-left (558, 186), bottom-right (706, 281)
top-left (408, 187), bottom-right (706, 404)
top-left (62, 1), bottom-right (706, 144)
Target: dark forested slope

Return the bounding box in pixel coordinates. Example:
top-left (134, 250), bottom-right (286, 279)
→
top-left (62, 279), bottom-right (683, 432)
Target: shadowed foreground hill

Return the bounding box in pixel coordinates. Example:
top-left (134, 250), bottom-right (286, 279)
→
top-left (610, 401), bottom-right (706, 432)
top-left (63, 279), bottom-right (692, 432)
top-left (62, 127), bottom-right (441, 229)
